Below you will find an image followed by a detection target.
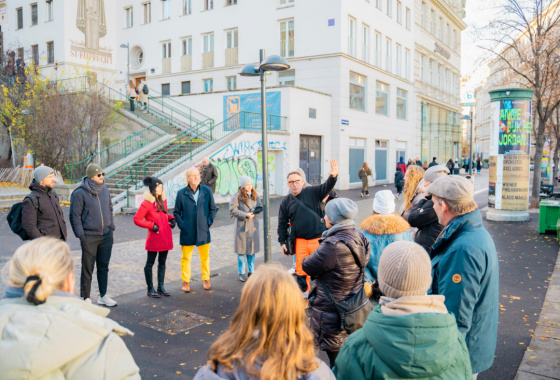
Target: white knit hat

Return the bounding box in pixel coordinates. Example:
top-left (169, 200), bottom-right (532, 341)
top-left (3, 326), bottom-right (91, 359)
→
top-left (378, 241), bottom-right (432, 299)
top-left (373, 190), bottom-right (395, 214)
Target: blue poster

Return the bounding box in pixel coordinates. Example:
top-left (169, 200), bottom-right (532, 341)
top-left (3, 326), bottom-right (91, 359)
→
top-left (223, 91), bottom-right (281, 131)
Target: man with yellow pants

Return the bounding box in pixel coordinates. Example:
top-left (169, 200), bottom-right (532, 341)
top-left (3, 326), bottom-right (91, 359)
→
top-left (174, 167), bottom-right (218, 293)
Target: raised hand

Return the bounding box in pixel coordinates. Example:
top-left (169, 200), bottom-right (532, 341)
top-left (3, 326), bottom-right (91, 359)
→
top-left (329, 159), bottom-right (339, 177)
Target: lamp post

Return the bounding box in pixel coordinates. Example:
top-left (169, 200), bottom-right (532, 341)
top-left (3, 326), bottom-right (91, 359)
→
top-left (238, 49), bottom-right (290, 263)
top-left (461, 113), bottom-right (474, 175)
top-left (120, 43), bottom-right (130, 93)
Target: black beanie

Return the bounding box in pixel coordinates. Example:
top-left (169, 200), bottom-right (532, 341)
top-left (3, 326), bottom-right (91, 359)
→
top-left (143, 177), bottom-right (163, 195)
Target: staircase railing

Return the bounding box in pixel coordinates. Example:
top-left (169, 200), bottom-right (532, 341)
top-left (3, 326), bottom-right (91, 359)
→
top-left (147, 88), bottom-right (213, 129)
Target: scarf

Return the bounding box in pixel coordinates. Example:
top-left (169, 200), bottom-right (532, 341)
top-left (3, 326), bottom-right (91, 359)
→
top-left (84, 177), bottom-right (104, 195)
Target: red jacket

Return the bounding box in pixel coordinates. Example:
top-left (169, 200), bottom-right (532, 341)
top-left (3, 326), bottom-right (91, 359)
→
top-left (134, 191), bottom-right (175, 252)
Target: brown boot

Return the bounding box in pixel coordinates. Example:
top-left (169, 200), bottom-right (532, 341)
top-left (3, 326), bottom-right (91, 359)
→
top-left (182, 282), bottom-right (190, 293)
top-left (203, 280), bottom-right (211, 290)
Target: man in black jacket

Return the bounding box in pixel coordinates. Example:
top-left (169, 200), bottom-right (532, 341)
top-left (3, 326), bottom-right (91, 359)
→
top-left (408, 164), bottom-right (449, 255)
top-left (70, 163), bottom-right (116, 306)
top-left (200, 157), bottom-right (218, 193)
top-left (22, 165), bottom-right (67, 241)
top-left (428, 157), bottom-right (438, 167)
top-left (278, 160), bottom-right (338, 295)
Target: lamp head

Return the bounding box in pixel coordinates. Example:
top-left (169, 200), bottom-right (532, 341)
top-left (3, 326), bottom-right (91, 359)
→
top-left (461, 115), bottom-right (472, 120)
top-left (238, 63), bottom-right (260, 77)
top-left (120, 43), bottom-right (129, 48)
top-left (260, 55), bottom-right (290, 71)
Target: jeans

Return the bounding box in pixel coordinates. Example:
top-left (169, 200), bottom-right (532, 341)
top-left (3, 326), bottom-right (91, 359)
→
top-left (80, 230), bottom-right (114, 299)
top-left (237, 254), bottom-right (255, 275)
top-left (129, 97), bottom-right (135, 111)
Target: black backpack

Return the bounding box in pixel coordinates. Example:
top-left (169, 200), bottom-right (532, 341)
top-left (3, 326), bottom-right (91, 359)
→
top-left (7, 195), bottom-right (40, 241)
top-left (142, 85), bottom-right (149, 95)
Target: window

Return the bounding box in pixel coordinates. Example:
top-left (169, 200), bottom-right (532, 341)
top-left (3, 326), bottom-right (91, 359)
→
top-left (430, 9), bottom-right (435, 34)
top-left (182, 37), bottom-right (192, 55)
top-left (181, 81), bottom-right (191, 94)
top-left (396, 88), bottom-right (407, 120)
top-left (203, 79), bottom-right (213, 92)
top-left (453, 29), bottom-right (457, 50)
top-left (376, 81), bottom-right (389, 115)
top-left (47, 41), bottom-right (54, 64)
top-left (439, 17), bottom-right (443, 40)
top-left (162, 0), bottom-right (170, 19)
top-left (348, 17), bottom-right (356, 57)
top-left (226, 29), bottom-right (238, 49)
top-left (396, 44), bottom-right (402, 77)
top-left (429, 59), bottom-right (434, 86)
top-left (17, 8), bottom-right (23, 29)
top-left (349, 72), bottom-right (366, 111)
top-left (17, 48), bottom-right (24, 62)
top-left (226, 76), bottom-right (237, 91)
top-left (203, 33), bottom-right (214, 52)
top-left (446, 24), bottom-right (450, 45)
top-left (278, 69), bottom-right (295, 85)
top-left (136, 49), bottom-right (144, 66)
top-left (385, 37), bottom-right (392, 73)
top-left (279, 19), bottom-right (294, 57)
top-left (437, 64), bottom-right (442, 89)
top-left (162, 41), bottom-right (171, 58)
top-left (183, 0), bottom-right (191, 14)
top-left (46, 0), bottom-right (53, 22)
top-left (420, 54), bottom-right (426, 81)
top-left (204, 0), bottom-right (214, 11)
top-left (279, 0), bottom-right (294, 5)
top-left (31, 3), bottom-right (38, 26)
top-left (421, 2), bottom-right (426, 28)
top-left (125, 7), bottom-right (133, 28)
top-left (404, 48), bottom-right (410, 80)
top-left (143, 2), bottom-right (151, 23)
top-left (31, 45), bottom-right (39, 65)
top-left (376, 0), bottom-right (382, 10)
top-left (445, 69), bottom-right (450, 93)
top-left (386, 0), bottom-right (392, 17)
top-left (396, 1), bottom-right (402, 24)
top-left (375, 32), bottom-right (382, 67)
top-left (406, 8), bottom-right (410, 30)
top-left (362, 24), bottom-right (370, 62)
top-left (162, 83), bottom-right (170, 96)
top-left (226, 0), bottom-right (237, 5)
top-left (309, 108), bottom-right (317, 119)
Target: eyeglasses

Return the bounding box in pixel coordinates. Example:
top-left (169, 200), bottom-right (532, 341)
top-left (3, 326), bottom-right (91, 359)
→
top-left (97, 173), bottom-right (105, 178)
top-left (287, 180), bottom-right (301, 185)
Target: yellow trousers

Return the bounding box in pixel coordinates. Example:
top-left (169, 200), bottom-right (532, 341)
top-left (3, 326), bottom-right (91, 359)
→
top-left (181, 244), bottom-right (210, 282)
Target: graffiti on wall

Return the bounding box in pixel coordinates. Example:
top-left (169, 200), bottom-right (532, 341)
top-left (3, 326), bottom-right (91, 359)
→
top-left (211, 157), bottom-right (258, 197)
top-left (163, 175), bottom-right (186, 208)
top-left (212, 140), bottom-right (287, 161)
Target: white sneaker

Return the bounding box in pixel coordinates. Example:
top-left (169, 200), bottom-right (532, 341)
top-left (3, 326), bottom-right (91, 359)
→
top-left (84, 298), bottom-right (92, 304)
top-left (97, 294), bottom-right (117, 307)
top-left (287, 267), bottom-right (296, 275)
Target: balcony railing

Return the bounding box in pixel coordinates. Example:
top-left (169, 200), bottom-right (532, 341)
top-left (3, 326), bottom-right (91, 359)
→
top-left (280, 38), bottom-right (294, 58)
top-left (225, 47), bottom-right (238, 66)
top-left (181, 54), bottom-right (192, 71)
top-left (202, 51), bottom-right (214, 69)
top-left (162, 57), bottom-right (171, 74)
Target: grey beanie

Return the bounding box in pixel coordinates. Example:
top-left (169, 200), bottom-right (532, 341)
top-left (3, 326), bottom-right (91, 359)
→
top-left (378, 241), bottom-right (432, 299)
top-left (424, 164), bottom-right (449, 183)
top-left (33, 165), bottom-right (54, 183)
top-left (239, 175), bottom-right (253, 188)
top-left (325, 198), bottom-right (358, 225)
top-left (86, 163), bottom-right (104, 179)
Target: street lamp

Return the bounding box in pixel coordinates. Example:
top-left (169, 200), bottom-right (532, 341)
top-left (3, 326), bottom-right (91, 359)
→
top-left (120, 43), bottom-right (130, 93)
top-left (238, 49), bottom-right (290, 263)
top-left (461, 113), bottom-right (474, 175)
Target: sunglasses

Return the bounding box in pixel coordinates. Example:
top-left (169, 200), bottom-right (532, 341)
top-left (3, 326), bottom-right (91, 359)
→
top-left (97, 173), bottom-right (105, 178)
top-left (288, 180), bottom-right (301, 185)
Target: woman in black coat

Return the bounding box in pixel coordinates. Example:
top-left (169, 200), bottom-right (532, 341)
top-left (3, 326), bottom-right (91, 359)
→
top-left (302, 198), bottom-right (370, 368)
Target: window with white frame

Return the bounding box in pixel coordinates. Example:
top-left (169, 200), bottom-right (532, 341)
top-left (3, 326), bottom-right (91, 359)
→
top-left (162, 83), bottom-right (170, 95)
top-left (396, 88), bottom-right (407, 120)
top-left (125, 7), bottom-right (133, 28)
top-left (162, 0), bottom-right (170, 19)
top-left (203, 78), bottom-right (213, 92)
top-left (46, 0), bottom-right (54, 22)
top-left (404, 48), bottom-right (410, 80)
top-left (349, 72), bottom-right (367, 111)
top-left (31, 3), bottom-right (38, 26)
top-left (182, 81), bottom-right (191, 94)
top-left (226, 29), bottom-right (238, 49)
top-left (226, 76), bottom-right (237, 90)
top-left (385, 37), bottom-right (392, 73)
top-left (445, 69), bottom-right (450, 93)
top-left (437, 64), bottom-right (442, 89)
top-left (396, 1), bottom-right (402, 24)
top-left (278, 69), bottom-right (295, 85)
top-left (162, 41), bottom-right (171, 58)
top-left (421, 2), bottom-right (426, 28)
top-left (348, 17), bottom-right (357, 57)
top-left (430, 9), bottom-right (435, 34)
top-left (453, 29), bottom-right (457, 50)
top-left (395, 44), bottom-right (402, 77)
top-left (375, 32), bottom-right (382, 67)
top-left (362, 24), bottom-right (370, 62)
top-left (16, 8), bottom-right (23, 29)
top-left (406, 7), bottom-right (410, 30)
top-left (420, 54), bottom-right (425, 81)
top-left (204, 0), bottom-right (214, 11)
top-left (279, 0), bottom-right (294, 5)
top-left (143, 2), bottom-right (151, 23)
top-left (429, 59), bottom-right (434, 86)
top-left (439, 17), bottom-right (444, 40)
top-left (203, 33), bottom-right (214, 52)
top-left (446, 23), bottom-right (450, 45)
top-left (376, 81), bottom-right (389, 115)
top-left (183, 0), bottom-right (191, 14)
top-left (182, 37), bottom-right (192, 55)
top-left (31, 44), bottom-right (39, 65)
top-left (386, 0), bottom-right (392, 17)
top-left (47, 41), bottom-right (54, 63)
top-left (279, 19), bottom-right (294, 57)
top-left (376, 0), bottom-right (382, 10)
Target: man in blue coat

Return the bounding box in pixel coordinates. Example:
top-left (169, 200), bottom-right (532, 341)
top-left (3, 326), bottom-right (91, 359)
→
top-left (174, 167), bottom-right (218, 293)
top-left (427, 175), bottom-right (499, 378)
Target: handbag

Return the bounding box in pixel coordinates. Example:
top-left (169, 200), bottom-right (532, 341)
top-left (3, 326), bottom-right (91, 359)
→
top-left (285, 222), bottom-right (296, 256)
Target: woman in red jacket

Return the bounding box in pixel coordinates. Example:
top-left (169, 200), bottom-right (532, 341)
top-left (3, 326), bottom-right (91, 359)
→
top-left (134, 177), bottom-right (176, 298)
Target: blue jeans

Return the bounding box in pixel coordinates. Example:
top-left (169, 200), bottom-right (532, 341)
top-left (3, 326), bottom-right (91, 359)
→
top-left (237, 254), bottom-right (255, 275)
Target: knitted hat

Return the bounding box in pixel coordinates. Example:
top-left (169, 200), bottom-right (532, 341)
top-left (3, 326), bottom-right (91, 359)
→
top-left (424, 165), bottom-right (450, 183)
top-left (33, 165), bottom-right (54, 183)
top-left (86, 163), bottom-right (104, 179)
top-left (378, 241), bottom-right (432, 299)
top-left (143, 176), bottom-right (164, 194)
top-left (373, 190), bottom-right (395, 214)
top-left (239, 175), bottom-right (253, 188)
top-left (427, 175), bottom-right (474, 203)
top-left (325, 198), bottom-right (358, 225)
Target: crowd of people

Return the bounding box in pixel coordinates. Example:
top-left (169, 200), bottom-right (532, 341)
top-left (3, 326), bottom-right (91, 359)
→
top-left (1, 154), bottom-right (499, 379)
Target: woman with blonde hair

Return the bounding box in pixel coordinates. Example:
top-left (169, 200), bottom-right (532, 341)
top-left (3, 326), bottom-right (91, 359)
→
top-left (194, 265), bottom-right (334, 380)
top-left (0, 237), bottom-right (140, 379)
top-left (127, 79), bottom-right (138, 112)
top-left (398, 164), bottom-right (425, 219)
top-left (358, 162), bottom-right (372, 197)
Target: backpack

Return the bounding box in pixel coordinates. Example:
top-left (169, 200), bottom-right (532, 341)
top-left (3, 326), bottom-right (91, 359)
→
top-left (142, 85), bottom-right (149, 95)
top-left (7, 195), bottom-right (40, 241)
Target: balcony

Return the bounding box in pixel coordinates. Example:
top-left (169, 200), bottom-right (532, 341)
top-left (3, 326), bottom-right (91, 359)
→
top-left (225, 47), bottom-right (238, 66)
top-left (162, 58), bottom-right (171, 74)
top-left (181, 54), bottom-right (192, 71)
top-left (279, 39), bottom-right (294, 58)
top-left (202, 51), bottom-right (214, 69)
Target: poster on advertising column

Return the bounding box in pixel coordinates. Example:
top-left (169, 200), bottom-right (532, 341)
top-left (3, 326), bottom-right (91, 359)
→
top-left (223, 92), bottom-right (281, 131)
top-left (488, 155), bottom-right (530, 210)
top-left (498, 99), bottom-right (531, 155)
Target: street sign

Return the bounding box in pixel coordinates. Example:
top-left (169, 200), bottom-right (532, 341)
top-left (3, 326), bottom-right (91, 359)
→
top-left (341, 119), bottom-right (349, 125)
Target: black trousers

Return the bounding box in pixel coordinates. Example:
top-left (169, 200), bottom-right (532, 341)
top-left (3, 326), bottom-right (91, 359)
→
top-left (146, 251), bottom-right (169, 269)
top-left (326, 350), bottom-right (339, 368)
top-left (80, 230), bottom-right (114, 299)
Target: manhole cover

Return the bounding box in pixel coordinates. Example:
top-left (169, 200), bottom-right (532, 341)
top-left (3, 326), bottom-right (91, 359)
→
top-left (140, 309), bottom-right (212, 335)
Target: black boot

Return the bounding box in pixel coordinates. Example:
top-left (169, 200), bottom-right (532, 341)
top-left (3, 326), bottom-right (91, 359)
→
top-left (144, 266), bottom-right (160, 298)
top-left (157, 265), bottom-right (170, 296)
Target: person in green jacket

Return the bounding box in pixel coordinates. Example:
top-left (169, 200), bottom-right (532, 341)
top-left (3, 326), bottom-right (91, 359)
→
top-left (333, 241), bottom-right (472, 380)
top-left (0, 237), bottom-right (140, 379)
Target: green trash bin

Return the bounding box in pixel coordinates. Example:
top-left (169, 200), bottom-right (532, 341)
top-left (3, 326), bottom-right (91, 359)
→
top-left (538, 200), bottom-right (560, 234)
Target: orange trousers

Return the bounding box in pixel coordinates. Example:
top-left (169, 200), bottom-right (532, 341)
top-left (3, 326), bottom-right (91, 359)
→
top-left (295, 237), bottom-right (321, 293)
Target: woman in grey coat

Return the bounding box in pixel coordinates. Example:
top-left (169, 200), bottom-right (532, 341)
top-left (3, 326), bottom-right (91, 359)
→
top-left (229, 176), bottom-right (262, 282)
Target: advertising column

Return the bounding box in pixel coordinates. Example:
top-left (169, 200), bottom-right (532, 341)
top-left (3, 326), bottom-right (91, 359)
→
top-left (487, 88), bottom-right (534, 221)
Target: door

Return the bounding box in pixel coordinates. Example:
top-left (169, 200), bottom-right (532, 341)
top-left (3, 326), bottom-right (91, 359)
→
top-left (375, 140), bottom-right (388, 181)
top-left (349, 138), bottom-right (366, 184)
top-left (299, 135), bottom-right (322, 185)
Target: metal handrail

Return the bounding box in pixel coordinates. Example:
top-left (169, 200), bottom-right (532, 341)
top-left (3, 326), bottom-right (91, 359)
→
top-left (148, 87), bottom-right (213, 124)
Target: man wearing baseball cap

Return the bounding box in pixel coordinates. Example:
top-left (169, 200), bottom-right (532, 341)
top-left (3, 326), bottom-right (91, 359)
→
top-left (427, 175), bottom-right (499, 378)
